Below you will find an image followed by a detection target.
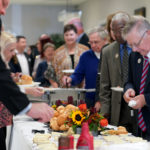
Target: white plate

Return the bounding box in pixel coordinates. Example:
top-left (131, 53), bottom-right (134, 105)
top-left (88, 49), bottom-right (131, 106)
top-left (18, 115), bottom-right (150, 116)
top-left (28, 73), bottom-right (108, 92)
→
top-left (111, 87), bottom-right (123, 92)
top-left (106, 124), bottom-right (117, 130)
top-left (62, 69), bottom-right (74, 73)
top-left (18, 82), bottom-right (40, 88)
top-left (100, 130), bottom-right (131, 136)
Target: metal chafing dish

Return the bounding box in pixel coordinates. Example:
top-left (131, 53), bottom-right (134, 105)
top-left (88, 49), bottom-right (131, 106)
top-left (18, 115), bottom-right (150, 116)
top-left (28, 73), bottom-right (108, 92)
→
top-left (27, 88), bottom-right (95, 106)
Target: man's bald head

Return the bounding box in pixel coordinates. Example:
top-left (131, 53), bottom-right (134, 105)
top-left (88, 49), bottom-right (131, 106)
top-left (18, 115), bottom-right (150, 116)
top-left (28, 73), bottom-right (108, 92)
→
top-left (68, 18), bottom-right (84, 36)
top-left (0, 0), bottom-right (9, 15)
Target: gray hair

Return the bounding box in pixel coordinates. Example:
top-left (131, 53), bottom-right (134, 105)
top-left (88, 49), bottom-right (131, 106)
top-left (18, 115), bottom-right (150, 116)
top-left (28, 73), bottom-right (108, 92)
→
top-left (88, 27), bottom-right (108, 40)
top-left (122, 15), bottom-right (150, 40)
top-left (111, 12), bottom-right (130, 23)
top-left (43, 42), bottom-right (55, 51)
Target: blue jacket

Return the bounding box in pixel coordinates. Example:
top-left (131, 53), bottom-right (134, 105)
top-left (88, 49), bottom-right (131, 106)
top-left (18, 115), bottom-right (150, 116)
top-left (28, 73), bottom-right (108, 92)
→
top-left (71, 49), bottom-right (99, 108)
top-left (35, 61), bottom-right (50, 87)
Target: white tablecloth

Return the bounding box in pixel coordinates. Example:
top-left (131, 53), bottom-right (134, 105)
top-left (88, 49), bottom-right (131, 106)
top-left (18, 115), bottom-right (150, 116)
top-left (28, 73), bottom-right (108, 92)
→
top-left (10, 115), bottom-right (48, 150)
top-left (10, 115), bottom-right (150, 150)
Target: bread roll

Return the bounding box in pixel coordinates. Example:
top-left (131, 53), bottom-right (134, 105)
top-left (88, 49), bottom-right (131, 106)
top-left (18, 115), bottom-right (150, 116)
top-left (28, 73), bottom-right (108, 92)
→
top-left (53, 110), bottom-right (59, 117)
top-left (57, 106), bottom-right (65, 114)
top-left (59, 124), bottom-right (69, 131)
top-left (65, 104), bottom-right (78, 111)
top-left (50, 117), bottom-right (59, 131)
top-left (20, 75), bottom-right (33, 84)
top-left (57, 114), bottom-right (67, 126)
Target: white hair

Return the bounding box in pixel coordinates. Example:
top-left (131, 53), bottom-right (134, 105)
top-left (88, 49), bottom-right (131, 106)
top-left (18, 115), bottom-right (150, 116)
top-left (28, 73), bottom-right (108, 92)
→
top-left (88, 27), bottom-right (108, 40)
top-left (0, 31), bottom-right (16, 67)
top-left (122, 15), bottom-right (150, 40)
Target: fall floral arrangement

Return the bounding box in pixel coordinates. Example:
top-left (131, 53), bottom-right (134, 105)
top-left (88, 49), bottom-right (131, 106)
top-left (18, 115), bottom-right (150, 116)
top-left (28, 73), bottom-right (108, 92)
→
top-left (52, 96), bottom-right (74, 110)
top-left (65, 103), bottom-right (108, 133)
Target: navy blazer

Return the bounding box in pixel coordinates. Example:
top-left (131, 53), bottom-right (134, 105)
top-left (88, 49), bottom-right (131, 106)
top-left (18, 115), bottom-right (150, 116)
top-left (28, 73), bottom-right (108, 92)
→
top-left (124, 52), bottom-right (150, 134)
top-left (35, 61), bottom-right (50, 87)
top-left (79, 33), bottom-right (90, 49)
top-left (9, 53), bottom-right (33, 75)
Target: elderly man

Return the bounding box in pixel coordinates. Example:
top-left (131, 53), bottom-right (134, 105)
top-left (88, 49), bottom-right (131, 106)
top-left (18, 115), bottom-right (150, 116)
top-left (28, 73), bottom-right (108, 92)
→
top-left (123, 16), bottom-right (150, 140)
top-left (63, 28), bottom-right (108, 108)
top-left (0, 0), bottom-right (54, 149)
top-left (98, 12), bottom-right (136, 134)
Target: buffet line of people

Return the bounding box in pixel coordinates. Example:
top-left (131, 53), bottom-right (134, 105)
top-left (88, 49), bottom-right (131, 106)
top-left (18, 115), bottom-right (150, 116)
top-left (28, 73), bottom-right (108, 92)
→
top-left (0, 0), bottom-right (150, 149)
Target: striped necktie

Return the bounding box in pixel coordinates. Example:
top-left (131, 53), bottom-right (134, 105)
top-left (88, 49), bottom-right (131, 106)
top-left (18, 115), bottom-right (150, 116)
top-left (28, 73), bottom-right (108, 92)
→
top-left (138, 56), bottom-right (149, 132)
top-left (122, 45), bottom-right (129, 84)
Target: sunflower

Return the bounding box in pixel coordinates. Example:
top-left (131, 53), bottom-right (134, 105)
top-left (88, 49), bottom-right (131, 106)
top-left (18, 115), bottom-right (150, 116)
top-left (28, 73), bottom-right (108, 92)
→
top-left (52, 105), bottom-right (57, 110)
top-left (71, 110), bottom-right (85, 125)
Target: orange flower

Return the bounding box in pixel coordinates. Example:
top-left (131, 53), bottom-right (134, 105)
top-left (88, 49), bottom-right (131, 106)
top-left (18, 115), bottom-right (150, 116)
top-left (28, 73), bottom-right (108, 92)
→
top-left (78, 104), bottom-right (87, 111)
top-left (100, 118), bottom-right (108, 127)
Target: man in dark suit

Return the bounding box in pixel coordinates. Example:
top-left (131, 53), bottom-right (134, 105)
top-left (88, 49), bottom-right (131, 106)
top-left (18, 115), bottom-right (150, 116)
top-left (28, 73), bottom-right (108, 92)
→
top-left (68, 17), bottom-right (90, 48)
top-left (98, 12), bottom-right (137, 134)
top-left (123, 16), bottom-right (150, 140)
top-left (0, 0), bottom-right (54, 149)
top-left (9, 35), bottom-right (33, 75)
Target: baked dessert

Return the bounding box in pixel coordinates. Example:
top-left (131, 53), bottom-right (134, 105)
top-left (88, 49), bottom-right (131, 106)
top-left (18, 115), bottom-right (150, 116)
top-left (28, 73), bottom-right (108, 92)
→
top-left (101, 126), bottom-right (128, 135)
top-left (20, 75), bottom-right (33, 84)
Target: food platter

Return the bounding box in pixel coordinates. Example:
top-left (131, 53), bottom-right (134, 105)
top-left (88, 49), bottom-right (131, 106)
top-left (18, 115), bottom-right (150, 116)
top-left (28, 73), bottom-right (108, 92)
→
top-left (111, 87), bottom-right (123, 92)
top-left (62, 69), bottom-right (74, 74)
top-left (18, 82), bottom-right (40, 88)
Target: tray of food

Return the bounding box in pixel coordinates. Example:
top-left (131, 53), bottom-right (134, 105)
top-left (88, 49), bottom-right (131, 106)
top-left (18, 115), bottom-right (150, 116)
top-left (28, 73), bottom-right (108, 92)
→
top-left (17, 74), bottom-right (40, 87)
top-left (111, 87), bottom-right (123, 92)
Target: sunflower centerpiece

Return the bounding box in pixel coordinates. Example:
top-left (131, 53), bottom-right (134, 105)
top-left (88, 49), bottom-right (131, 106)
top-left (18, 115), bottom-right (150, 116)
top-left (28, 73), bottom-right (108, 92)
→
top-left (72, 110), bottom-right (85, 126)
top-left (66, 103), bottom-right (108, 134)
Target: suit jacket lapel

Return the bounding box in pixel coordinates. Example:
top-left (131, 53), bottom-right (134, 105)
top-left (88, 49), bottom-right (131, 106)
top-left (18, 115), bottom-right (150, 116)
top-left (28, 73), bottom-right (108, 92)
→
top-left (135, 55), bottom-right (143, 93)
top-left (14, 55), bottom-right (22, 71)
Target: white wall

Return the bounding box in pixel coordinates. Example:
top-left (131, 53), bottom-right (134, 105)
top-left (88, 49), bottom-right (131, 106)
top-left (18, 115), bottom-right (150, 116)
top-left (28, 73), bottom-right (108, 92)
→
top-left (79, 0), bottom-right (150, 32)
top-left (2, 4), bottom-right (76, 45)
top-left (1, 0), bottom-right (150, 44)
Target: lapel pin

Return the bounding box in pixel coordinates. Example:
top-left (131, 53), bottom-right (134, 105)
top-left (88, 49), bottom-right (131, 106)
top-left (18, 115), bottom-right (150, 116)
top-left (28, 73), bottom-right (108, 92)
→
top-left (138, 58), bottom-right (141, 64)
top-left (115, 53), bottom-right (119, 58)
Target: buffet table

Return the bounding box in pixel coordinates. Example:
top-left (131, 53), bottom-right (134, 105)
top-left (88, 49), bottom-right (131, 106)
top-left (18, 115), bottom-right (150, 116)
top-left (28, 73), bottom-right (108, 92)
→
top-left (28, 88), bottom-right (95, 105)
top-left (9, 115), bottom-right (150, 150)
top-left (10, 116), bottom-right (40, 150)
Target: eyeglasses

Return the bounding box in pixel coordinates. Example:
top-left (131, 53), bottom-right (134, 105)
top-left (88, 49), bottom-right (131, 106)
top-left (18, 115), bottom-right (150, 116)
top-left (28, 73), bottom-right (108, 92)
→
top-left (88, 41), bottom-right (102, 45)
top-left (130, 30), bottom-right (147, 48)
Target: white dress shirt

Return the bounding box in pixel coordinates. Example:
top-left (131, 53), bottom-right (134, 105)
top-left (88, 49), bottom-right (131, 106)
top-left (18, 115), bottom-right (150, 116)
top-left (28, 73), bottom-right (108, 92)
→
top-left (17, 53), bottom-right (30, 75)
top-left (147, 51), bottom-right (150, 62)
top-left (94, 51), bottom-right (101, 59)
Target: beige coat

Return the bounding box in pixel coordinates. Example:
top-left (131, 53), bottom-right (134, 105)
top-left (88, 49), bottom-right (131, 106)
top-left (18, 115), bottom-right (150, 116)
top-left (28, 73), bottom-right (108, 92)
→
top-left (52, 43), bottom-right (89, 87)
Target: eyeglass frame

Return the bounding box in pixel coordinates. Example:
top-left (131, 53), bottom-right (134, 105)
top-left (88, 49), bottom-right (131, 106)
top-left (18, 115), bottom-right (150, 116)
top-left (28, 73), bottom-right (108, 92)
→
top-left (88, 40), bottom-right (103, 45)
top-left (130, 30), bottom-right (147, 48)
